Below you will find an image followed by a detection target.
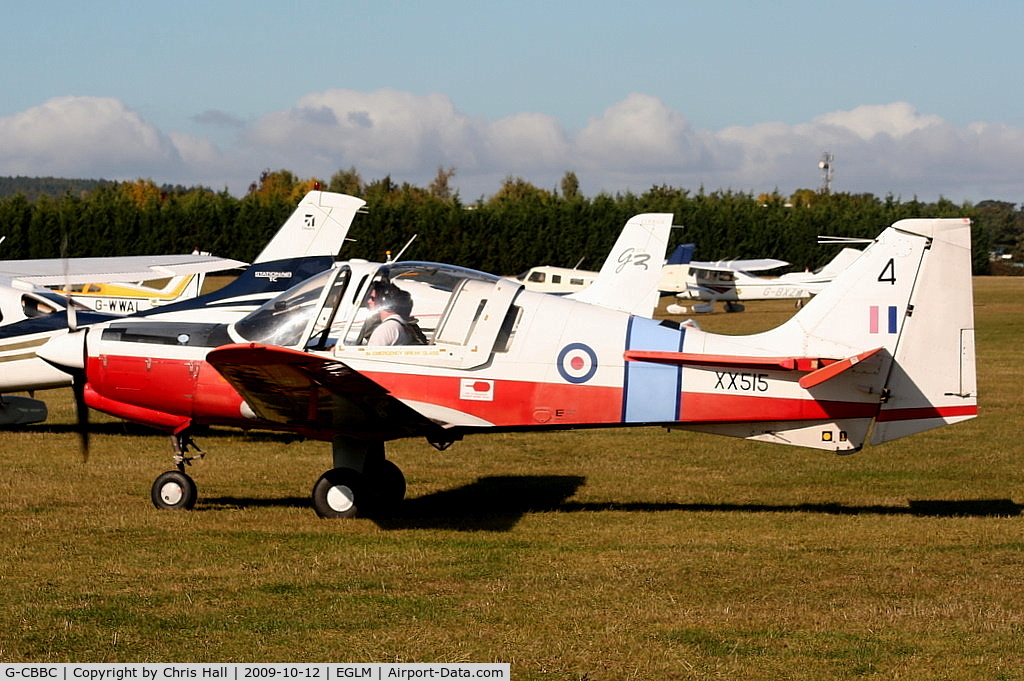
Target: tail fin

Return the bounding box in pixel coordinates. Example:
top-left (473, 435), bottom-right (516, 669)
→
top-left (667, 243), bottom-right (695, 265)
top-left (811, 247), bottom-right (863, 280)
top-left (869, 219), bottom-right (977, 443)
top-left (137, 255), bottom-right (336, 318)
top-left (648, 218), bottom-right (975, 452)
top-left (569, 213), bottom-right (672, 316)
top-left (764, 217), bottom-right (977, 444)
top-left (254, 191), bottom-right (366, 264)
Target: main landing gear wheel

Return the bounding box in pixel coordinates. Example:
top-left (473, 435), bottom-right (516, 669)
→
top-left (151, 470), bottom-right (198, 511)
top-left (311, 461), bottom-right (407, 519)
top-left (312, 468), bottom-right (362, 518)
top-left (724, 301), bottom-right (745, 313)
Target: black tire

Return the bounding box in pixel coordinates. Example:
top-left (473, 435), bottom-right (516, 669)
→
top-left (363, 458), bottom-right (407, 516)
top-left (312, 468), bottom-right (363, 519)
top-left (151, 470), bottom-right (198, 511)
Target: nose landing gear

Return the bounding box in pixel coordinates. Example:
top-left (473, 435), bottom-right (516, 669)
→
top-left (150, 431), bottom-right (204, 511)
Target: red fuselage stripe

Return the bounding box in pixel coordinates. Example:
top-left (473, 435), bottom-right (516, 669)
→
top-left (876, 405), bottom-right (978, 422)
top-left (86, 353), bottom-right (975, 432)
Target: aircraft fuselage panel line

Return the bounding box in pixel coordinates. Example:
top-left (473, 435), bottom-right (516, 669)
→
top-left (622, 316), bottom-right (683, 423)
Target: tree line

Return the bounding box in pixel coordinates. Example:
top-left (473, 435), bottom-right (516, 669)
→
top-left (1, 169), bottom-right (1021, 276)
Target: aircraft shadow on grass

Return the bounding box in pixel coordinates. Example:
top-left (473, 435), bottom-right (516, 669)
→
top-left (11, 424), bottom-right (1017, 527)
top-left (198, 475), bottom-right (1021, 531)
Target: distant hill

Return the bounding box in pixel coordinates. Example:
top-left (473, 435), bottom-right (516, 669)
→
top-left (0, 176), bottom-right (111, 201)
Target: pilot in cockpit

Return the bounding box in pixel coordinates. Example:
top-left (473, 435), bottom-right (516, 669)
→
top-left (361, 282), bottom-right (427, 346)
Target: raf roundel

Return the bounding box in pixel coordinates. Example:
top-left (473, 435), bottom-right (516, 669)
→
top-left (557, 343), bottom-right (598, 384)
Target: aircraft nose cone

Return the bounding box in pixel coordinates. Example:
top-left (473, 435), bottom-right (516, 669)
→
top-left (37, 329), bottom-right (87, 372)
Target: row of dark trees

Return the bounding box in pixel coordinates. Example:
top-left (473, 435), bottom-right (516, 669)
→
top-left (1, 169), bottom-right (1021, 276)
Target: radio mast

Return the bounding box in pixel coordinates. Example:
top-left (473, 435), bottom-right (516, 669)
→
top-left (818, 151), bottom-right (834, 193)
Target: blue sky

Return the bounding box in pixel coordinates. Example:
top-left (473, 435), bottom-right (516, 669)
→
top-left (2, 0), bottom-right (1023, 202)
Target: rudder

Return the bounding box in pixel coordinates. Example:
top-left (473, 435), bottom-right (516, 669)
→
top-left (871, 218), bottom-right (978, 443)
top-left (254, 191), bottom-right (366, 263)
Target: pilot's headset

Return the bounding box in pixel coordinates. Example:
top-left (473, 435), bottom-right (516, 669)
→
top-left (376, 284), bottom-right (413, 318)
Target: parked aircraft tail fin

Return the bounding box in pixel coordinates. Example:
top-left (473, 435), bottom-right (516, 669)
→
top-left (676, 218), bottom-right (977, 451)
top-left (666, 243), bottom-right (695, 266)
top-left (141, 192), bottom-right (365, 318)
top-left (774, 218), bottom-right (977, 443)
top-left (867, 219), bottom-right (978, 443)
top-left (254, 191), bottom-right (366, 264)
top-left (816, 247), bottom-right (863, 278)
top-left (569, 213), bottom-right (673, 317)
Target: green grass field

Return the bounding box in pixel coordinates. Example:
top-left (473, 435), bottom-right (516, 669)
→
top-left (2, 278), bottom-right (1023, 679)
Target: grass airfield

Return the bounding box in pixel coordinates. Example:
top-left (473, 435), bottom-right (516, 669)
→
top-left (1, 278), bottom-right (1023, 679)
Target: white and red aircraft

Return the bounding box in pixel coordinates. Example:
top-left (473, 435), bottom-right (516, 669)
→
top-left (0, 190), bottom-right (365, 425)
top-left (38, 217), bottom-right (977, 518)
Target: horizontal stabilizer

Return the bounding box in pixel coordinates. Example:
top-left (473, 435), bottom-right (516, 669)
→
top-left (798, 347), bottom-right (883, 389)
top-left (623, 350), bottom-right (839, 372)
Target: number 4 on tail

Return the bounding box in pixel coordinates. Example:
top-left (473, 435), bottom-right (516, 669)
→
top-left (878, 258), bottom-right (896, 285)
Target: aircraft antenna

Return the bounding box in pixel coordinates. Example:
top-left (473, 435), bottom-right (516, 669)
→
top-left (390, 234), bottom-right (418, 263)
top-left (818, 235), bottom-right (873, 245)
top-left (818, 151), bottom-right (834, 194)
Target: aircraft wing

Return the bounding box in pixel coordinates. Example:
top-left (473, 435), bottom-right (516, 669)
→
top-left (0, 254), bottom-right (246, 286)
top-left (206, 343), bottom-right (445, 440)
top-left (689, 258), bottom-right (789, 273)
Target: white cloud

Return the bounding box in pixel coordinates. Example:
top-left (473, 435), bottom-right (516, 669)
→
top-left (484, 112), bottom-right (569, 169)
top-left (1, 93), bottom-right (1024, 203)
top-left (240, 88), bottom-right (482, 175)
top-left (575, 93), bottom-right (714, 172)
top-left (814, 102), bottom-right (946, 141)
top-left (0, 96), bottom-right (183, 179)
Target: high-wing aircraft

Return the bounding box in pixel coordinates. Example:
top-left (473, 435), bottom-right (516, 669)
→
top-left (0, 189), bottom-right (365, 425)
top-left (517, 264), bottom-right (597, 295)
top-left (38, 217), bottom-right (977, 519)
top-left (663, 246), bottom-right (862, 313)
top-left (0, 254), bottom-right (246, 327)
top-left (47, 264), bottom-right (226, 316)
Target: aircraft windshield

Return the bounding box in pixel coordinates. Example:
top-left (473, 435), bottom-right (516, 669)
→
top-left (233, 268), bottom-right (344, 347)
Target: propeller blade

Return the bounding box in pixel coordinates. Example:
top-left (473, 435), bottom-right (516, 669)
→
top-left (60, 233), bottom-right (77, 331)
top-left (72, 375), bottom-right (90, 460)
top-left (67, 297), bottom-right (78, 333)
top-left (36, 327), bottom-right (91, 460)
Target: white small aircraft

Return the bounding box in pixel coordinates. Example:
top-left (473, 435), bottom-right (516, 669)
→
top-left (45, 260), bottom-right (231, 316)
top-left (38, 217), bottom-right (977, 519)
top-left (1, 255), bottom-right (247, 322)
top-left (0, 190), bottom-right (366, 425)
top-left (517, 264), bottom-right (597, 295)
top-left (664, 246), bottom-right (863, 313)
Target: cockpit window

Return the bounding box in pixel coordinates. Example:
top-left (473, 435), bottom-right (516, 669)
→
top-left (337, 262), bottom-right (501, 347)
top-left (22, 293), bottom-right (63, 318)
top-left (233, 268), bottom-right (343, 347)
top-left (233, 261), bottom-right (510, 353)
